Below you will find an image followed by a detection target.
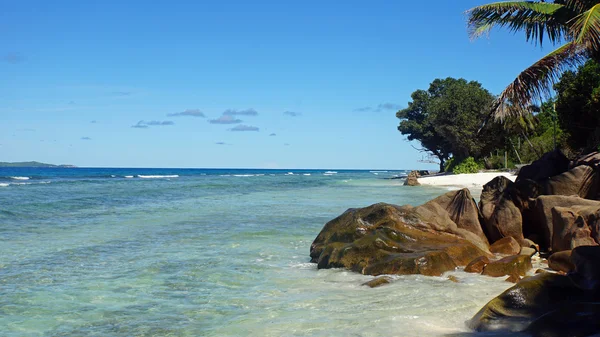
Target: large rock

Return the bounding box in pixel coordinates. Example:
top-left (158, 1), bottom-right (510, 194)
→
top-left (541, 165), bottom-right (599, 199)
top-left (551, 206), bottom-right (599, 252)
top-left (570, 151), bottom-right (600, 169)
top-left (570, 245), bottom-right (600, 290)
top-left (310, 200), bottom-right (489, 276)
top-left (479, 176), bottom-right (525, 244)
top-left (526, 195), bottom-right (600, 251)
top-left (423, 188), bottom-right (489, 246)
top-left (516, 149), bottom-right (570, 183)
top-left (469, 246), bottom-right (600, 335)
top-left (468, 273), bottom-right (594, 333)
top-left (482, 255), bottom-right (532, 277)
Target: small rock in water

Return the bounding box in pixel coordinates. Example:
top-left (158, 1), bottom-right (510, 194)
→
top-left (447, 275), bottom-right (459, 283)
top-left (361, 276), bottom-right (393, 288)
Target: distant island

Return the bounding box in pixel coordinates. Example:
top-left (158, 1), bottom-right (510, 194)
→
top-left (0, 161), bottom-right (76, 168)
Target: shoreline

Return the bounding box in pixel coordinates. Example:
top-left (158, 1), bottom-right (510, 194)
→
top-left (417, 171), bottom-right (517, 190)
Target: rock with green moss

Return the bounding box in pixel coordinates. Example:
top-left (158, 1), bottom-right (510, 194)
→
top-left (470, 246), bottom-right (600, 335)
top-left (310, 191), bottom-right (490, 276)
top-left (468, 273), bottom-right (588, 333)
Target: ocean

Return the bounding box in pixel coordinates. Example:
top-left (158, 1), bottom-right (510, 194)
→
top-left (0, 168), bottom-right (519, 336)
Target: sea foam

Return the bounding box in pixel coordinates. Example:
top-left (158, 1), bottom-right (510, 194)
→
top-left (137, 175), bottom-right (179, 179)
top-left (10, 176), bottom-right (30, 180)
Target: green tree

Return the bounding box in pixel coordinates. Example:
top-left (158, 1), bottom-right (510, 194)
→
top-left (554, 59), bottom-right (600, 151)
top-left (397, 89), bottom-right (452, 172)
top-left (397, 78), bottom-right (505, 171)
top-left (467, 1), bottom-right (600, 119)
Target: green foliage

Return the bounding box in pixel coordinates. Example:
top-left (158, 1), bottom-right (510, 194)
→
top-left (397, 77), bottom-right (507, 171)
top-left (466, 1), bottom-right (600, 118)
top-left (448, 157), bottom-right (481, 174)
top-left (483, 155), bottom-right (505, 170)
top-left (554, 59), bottom-right (600, 152)
top-left (444, 157), bottom-right (456, 172)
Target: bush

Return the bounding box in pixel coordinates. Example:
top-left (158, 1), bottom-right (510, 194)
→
top-left (451, 157), bottom-right (481, 174)
top-left (444, 157), bottom-right (456, 172)
top-left (483, 155), bottom-right (516, 170)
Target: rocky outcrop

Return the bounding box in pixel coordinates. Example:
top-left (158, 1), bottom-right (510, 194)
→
top-left (516, 149), bottom-right (570, 183)
top-left (469, 246), bottom-right (600, 336)
top-left (541, 165), bottom-right (599, 199)
top-left (526, 195), bottom-right (600, 251)
top-left (479, 176), bottom-right (525, 244)
top-left (310, 192), bottom-right (491, 276)
top-left (570, 151), bottom-right (600, 169)
top-left (551, 206), bottom-right (599, 252)
top-left (403, 170), bottom-right (421, 186)
top-left (423, 188), bottom-right (489, 246)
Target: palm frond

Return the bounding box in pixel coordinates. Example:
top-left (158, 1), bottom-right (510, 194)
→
top-left (466, 1), bottom-right (576, 45)
top-left (571, 4), bottom-right (600, 53)
top-left (493, 42), bottom-right (587, 119)
top-left (562, 0), bottom-right (600, 13)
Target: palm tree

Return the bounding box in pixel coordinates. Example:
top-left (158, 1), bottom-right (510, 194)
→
top-left (467, 0), bottom-right (600, 119)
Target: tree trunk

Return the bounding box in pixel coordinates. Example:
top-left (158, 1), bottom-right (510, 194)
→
top-left (438, 157), bottom-right (445, 173)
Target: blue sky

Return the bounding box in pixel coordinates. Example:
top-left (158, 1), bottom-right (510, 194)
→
top-left (1, 0), bottom-right (553, 169)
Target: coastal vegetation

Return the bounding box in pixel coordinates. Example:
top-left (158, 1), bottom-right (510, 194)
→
top-left (397, 59), bottom-right (600, 172)
top-left (467, 0), bottom-right (600, 119)
top-left (396, 77), bottom-right (505, 172)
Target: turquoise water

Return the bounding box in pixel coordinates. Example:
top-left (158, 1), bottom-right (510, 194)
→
top-left (0, 168), bottom-right (516, 336)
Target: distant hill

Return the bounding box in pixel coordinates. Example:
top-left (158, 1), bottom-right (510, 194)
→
top-left (0, 161), bottom-right (76, 168)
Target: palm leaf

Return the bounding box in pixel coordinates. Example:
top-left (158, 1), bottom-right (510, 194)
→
top-left (571, 3), bottom-right (600, 53)
top-left (467, 1), bottom-right (575, 45)
top-left (493, 42), bottom-right (587, 119)
top-left (562, 0), bottom-right (600, 13)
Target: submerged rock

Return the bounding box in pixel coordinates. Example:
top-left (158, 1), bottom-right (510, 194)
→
top-left (361, 276), bottom-right (393, 288)
top-left (310, 195), bottom-right (490, 276)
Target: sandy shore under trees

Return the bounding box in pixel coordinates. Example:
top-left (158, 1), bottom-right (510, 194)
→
top-left (418, 171), bottom-right (516, 190)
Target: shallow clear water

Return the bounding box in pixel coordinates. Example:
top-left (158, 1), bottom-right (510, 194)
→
top-left (0, 168), bottom-right (517, 336)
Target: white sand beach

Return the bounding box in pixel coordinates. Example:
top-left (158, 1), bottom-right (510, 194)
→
top-left (418, 171), bottom-right (516, 190)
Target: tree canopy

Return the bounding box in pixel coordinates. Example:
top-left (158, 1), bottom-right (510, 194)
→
top-left (397, 77), bottom-right (505, 171)
top-left (466, 0), bottom-right (600, 119)
top-left (555, 59), bottom-right (600, 151)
